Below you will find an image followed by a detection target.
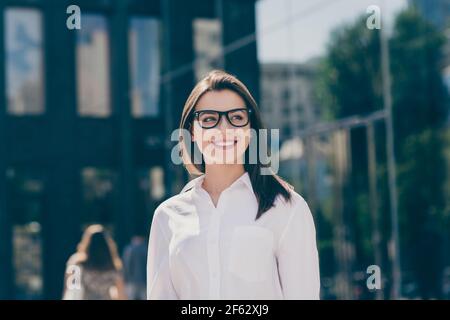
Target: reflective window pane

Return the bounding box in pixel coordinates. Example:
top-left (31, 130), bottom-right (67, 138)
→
top-left (76, 15), bottom-right (110, 117)
top-left (193, 18), bottom-right (223, 81)
top-left (135, 167), bottom-right (165, 235)
top-left (129, 17), bottom-right (160, 117)
top-left (6, 168), bottom-right (45, 299)
top-left (81, 167), bottom-right (117, 226)
top-left (149, 166), bottom-right (165, 200)
top-left (5, 8), bottom-right (45, 115)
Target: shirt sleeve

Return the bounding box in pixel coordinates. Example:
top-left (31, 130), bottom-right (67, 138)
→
top-left (62, 261), bottom-right (84, 300)
top-left (276, 196), bottom-right (321, 300)
top-left (146, 210), bottom-right (179, 300)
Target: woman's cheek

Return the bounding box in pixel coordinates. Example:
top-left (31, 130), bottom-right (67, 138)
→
top-left (193, 127), bottom-right (219, 160)
top-left (192, 126), bottom-right (207, 151)
top-left (236, 129), bottom-right (251, 155)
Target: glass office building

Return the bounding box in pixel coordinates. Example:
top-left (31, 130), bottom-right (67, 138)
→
top-left (0, 0), bottom-right (259, 299)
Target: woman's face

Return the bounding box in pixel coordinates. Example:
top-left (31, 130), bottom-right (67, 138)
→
top-left (192, 89), bottom-right (251, 165)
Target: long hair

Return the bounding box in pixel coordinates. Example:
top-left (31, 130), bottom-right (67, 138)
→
top-left (73, 224), bottom-right (122, 271)
top-left (179, 70), bottom-right (292, 220)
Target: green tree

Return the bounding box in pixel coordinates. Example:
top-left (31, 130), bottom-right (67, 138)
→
top-left (390, 9), bottom-right (448, 299)
top-left (317, 9), bottom-right (449, 298)
top-left (316, 16), bottom-right (384, 298)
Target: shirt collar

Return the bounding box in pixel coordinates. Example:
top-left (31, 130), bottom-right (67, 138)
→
top-left (179, 175), bottom-right (205, 193)
top-left (179, 171), bottom-right (253, 194)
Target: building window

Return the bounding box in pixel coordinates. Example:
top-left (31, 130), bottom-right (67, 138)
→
top-left (129, 17), bottom-right (160, 118)
top-left (5, 8), bottom-right (45, 115)
top-left (136, 167), bottom-right (165, 232)
top-left (193, 18), bottom-right (223, 81)
top-left (76, 14), bottom-right (111, 117)
top-left (282, 88), bottom-right (290, 103)
top-left (6, 168), bottom-right (45, 299)
top-left (81, 167), bottom-right (117, 226)
top-left (137, 166), bottom-right (165, 204)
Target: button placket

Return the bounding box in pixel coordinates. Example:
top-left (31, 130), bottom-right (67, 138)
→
top-left (207, 209), bottom-right (221, 299)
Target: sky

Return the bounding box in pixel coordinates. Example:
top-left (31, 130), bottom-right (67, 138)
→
top-left (256, 0), bottom-right (408, 63)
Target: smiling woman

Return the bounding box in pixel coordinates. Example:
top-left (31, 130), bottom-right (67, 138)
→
top-left (146, 70), bottom-right (320, 300)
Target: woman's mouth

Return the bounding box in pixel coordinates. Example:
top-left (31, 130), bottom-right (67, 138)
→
top-left (211, 139), bottom-right (238, 149)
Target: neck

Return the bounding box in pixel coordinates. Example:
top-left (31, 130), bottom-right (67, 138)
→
top-left (203, 164), bottom-right (246, 195)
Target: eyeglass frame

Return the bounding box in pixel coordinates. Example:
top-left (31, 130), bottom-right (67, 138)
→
top-left (191, 107), bottom-right (252, 129)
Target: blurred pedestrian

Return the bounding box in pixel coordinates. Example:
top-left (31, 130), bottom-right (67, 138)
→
top-left (122, 229), bottom-right (148, 300)
top-left (63, 224), bottom-right (127, 300)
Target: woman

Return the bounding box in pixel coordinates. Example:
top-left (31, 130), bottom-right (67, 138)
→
top-left (63, 224), bottom-right (127, 300)
top-left (147, 70), bottom-right (320, 300)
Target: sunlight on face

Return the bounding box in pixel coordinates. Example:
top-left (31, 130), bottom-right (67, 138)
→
top-left (192, 89), bottom-right (251, 165)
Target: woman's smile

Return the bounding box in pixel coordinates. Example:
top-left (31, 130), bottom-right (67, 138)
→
top-left (210, 138), bottom-right (238, 149)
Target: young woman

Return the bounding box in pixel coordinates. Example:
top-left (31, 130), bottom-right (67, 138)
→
top-left (63, 224), bottom-right (127, 300)
top-left (147, 70), bottom-right (320, 300)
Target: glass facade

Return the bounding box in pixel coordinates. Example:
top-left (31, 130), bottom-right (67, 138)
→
top-left (129, 17), bottom-right (160, 117)
top-left (76, 14), bottom-right (110, 117)
top-left (81, 167), bottom-right (117, 226)
top-left (6, 168), bottom-right (45, 299)
top-left (192, 18), bottom-right (223, 81)
top-left (5, 8), bottom-right (44, 115)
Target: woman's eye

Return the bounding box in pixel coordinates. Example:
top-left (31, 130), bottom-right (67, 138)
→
top-left (203, 117), bottom-right (216, 122)
top-left (232, 115), bottom-right (243, 120)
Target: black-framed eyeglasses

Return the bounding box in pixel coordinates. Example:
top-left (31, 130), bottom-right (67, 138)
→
top-left (192, 108), bottom-right (252, 129)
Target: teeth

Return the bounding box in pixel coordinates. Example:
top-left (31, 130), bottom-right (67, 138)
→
top-left (213, 140), bottom-right (236, 147)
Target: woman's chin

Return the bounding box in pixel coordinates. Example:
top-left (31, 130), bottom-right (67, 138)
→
top-left (204, 154), bottom-right (245, 165)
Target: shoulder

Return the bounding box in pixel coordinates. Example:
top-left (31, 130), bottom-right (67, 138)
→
top-left (66, 253), bottom-right (84, 269)
top-left (269, 175), bottom-right (308, 214)
top-left (272, 189), bottom-right (314, 227)
top-left (273, 189), bottom-right (309, 213)
top-left (151, 190), bottom-right (196, 225)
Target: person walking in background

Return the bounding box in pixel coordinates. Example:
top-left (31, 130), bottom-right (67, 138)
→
top-left (63, 224), bottom-right (127, 300)
top-left (122, 230), bottom-right (148, 300)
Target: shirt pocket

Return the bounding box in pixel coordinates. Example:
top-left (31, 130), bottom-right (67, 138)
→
top-left (227, 225), bottom-right (274, 282)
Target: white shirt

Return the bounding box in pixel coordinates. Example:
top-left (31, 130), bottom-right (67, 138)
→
top-left (146, 172), bottom-right (320, 300)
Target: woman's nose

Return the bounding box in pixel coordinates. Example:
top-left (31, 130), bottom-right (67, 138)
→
top-left (217, 114), bottom-right (232, 131)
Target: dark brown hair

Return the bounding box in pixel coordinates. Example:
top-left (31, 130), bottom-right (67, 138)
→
top-left (72, 224), bottom-right (123, 271)
top-left (179, 70), bottom-right (292, 220)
